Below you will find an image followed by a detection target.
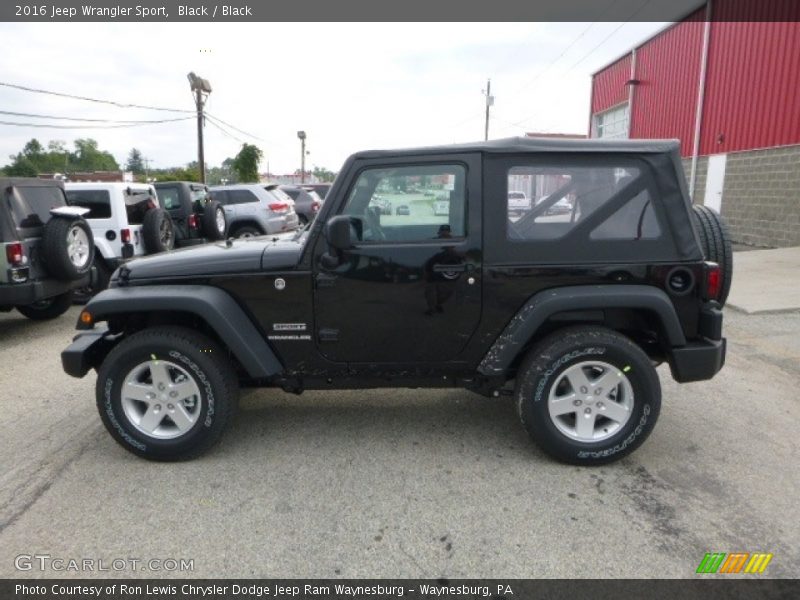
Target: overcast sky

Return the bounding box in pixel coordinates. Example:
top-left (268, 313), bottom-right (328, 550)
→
top-left (0, 22), bottom-right (667, 175)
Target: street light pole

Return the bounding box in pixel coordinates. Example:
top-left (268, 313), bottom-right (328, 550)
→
top-left (297, 131), bottom-right (307, 184)
top-left (483, 78), bottom-right (493, 141)
top-left (188, 72), bottom-right (212, 184)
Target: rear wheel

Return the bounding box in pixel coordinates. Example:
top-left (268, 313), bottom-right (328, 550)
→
top-left (516, 326), bottom-right (661, 465)
top-left (202, 201), bottom-right (227, 241)
top-left (17, 292), bottom-right (73, 320)
top-left (95, 327), bottom-right (238, 461)
top-left (142, 208), bottom-right (175, 254)
top-left (42, 217), bottom-right (94, 281)
top-left (692, 204), bottom-right (733, 305)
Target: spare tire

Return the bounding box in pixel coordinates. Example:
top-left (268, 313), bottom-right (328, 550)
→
top-left (142, 208), bottom-right (175, 254)
top-left (42, 217), bottom-right (94, 281)
top-left (691, 204), bottom-right (733, 306)
top-left (202, 200), bottom-right (227, 241)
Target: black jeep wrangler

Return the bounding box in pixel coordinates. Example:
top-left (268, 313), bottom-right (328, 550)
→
top-left (153, 181), bottom-right (227, 247)
top-left (1, 178), bottom-right (95, 320)
top-left (62, 138), bottom-right (729, 464)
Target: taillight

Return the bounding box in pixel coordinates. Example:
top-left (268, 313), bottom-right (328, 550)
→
top-left (311, 201), bottom-right (320, 213)
top-left (268, 203), bottom-right (289, 213)
top-left (704, 262), bottom-right (721, 300)
top-left (121, 228), bottom-right (131, 244)
top-left (5, 242), bottom-right (24, 266)
top-left (188, 214), bottom-right (199, 229)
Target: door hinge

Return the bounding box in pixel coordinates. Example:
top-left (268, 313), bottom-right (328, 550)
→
top-left (318, 328), bottom-right (339, 342)
top-left (315, 273), bottom-right (337, 288)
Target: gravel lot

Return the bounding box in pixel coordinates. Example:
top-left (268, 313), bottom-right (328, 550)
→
top-left (0, 306), bottom-right (798, 578)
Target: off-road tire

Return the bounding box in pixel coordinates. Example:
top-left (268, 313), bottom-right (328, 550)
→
top-left (202, 201), bottom-right (227, 241)
top-left (516, 326), bottom-right (661, 465)
top-left (17, 292), bottom-right (73, 320)
top-left (95, 326), bottom-right (239, 461)
top-left (73, 258), bottom-right (111, 303)
top-left (142, 208), bottom-right (175, 254)
top-left (692, 204), bottom-right (733, 305)
top-left (232, 224), bottom-right (262, 239)
top-left (41, 217), bottom-right (94, 281)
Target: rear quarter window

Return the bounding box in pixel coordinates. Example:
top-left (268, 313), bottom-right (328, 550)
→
top-left (66, 189), bottom-right (112, 219)
top-left (225, 189), bottom-right (260, 204)
top-left (8, 185), bottom-right (66, 230)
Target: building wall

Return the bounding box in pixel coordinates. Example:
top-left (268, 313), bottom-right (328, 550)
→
top-left (682, 146), bottom-right (800, 248)
top-left (720, 145), bottom-right (800, 248)
top-left (632, 12), bottom-right (705, 156)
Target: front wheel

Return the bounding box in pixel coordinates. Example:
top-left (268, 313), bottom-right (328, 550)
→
top-left (516, 326), bottom-right (661, 465)
top-left (95, 327), bottom-right (238, 461)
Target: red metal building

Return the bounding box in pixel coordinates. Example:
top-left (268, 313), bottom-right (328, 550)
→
top-left (589, 0), bottom-right (800, 247)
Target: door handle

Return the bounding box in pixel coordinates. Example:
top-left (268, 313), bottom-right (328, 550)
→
top-left (432, 263), bottom-right (467, 273)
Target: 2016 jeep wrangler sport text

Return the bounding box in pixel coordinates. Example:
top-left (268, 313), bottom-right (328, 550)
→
top-left (62, 138), bottom-right (728, 464)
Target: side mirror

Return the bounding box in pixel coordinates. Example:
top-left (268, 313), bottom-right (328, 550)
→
top-left (320, 215), bottom-right (356, 269)
top-left (325, 215), bottom-right (355, 250)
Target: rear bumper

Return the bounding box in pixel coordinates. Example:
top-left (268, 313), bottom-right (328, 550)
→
top-left (668, 302), bottom-right (726, 382)
top-left (0, 274), bottom-right (87, 307)
top-left (669, 337), bottom-right (726, 382)
top-left (61, 327), bottom-right (113, 378)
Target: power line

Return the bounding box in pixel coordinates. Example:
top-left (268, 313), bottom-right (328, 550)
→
top-left (205, 111), bottom-right (264, 142)
top-left (500, 0), bottom-right (656, 132)
top-left (0, 117), bottom-right (193, 129)
top-left (0, 109), bottom-right (194, 124)
top-left (0, 81), bottom-right (192, 113)
top-left (205, 116), bottom-right (246, 144)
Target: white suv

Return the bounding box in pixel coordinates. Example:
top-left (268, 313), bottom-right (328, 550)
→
top-left (65, 182), bottom-right (174, 294)
top-left (209, 184), bottom-right (299, 238)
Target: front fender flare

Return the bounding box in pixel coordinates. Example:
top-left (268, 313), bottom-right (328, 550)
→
top-left (477, 285), bottom-right (686, 376)
top-left (79, 285), bottom-right (282, 379)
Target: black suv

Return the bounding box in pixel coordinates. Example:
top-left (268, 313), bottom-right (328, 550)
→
top-left (62, 138), bottom-right (729, 464)
top-left (154, 181), bottom-right (227, 246)
top-left (1, 178), bottom-right (95, 319)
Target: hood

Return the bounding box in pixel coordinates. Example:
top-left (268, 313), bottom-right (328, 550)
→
top-left (118, 235), bottom-right (304, 282)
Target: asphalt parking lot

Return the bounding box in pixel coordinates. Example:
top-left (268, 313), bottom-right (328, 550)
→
top-left (1, 306), bottom-right (798, 579)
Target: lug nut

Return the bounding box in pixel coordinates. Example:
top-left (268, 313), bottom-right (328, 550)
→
top-left (167, 404), bottom-right (174, 410)
top-left (158, 383), bottom-right (166, 391)
top-left (595, 388), bottom-right (603, 395)
top-left (573, 399), bottom-right (582, 406)
top-left (154, 404), bottom-right (161, 411)
top-left (580, 386), bottom-right (588, 394)
top-left (169, 391), bottom-right (178, 398)
top-left (584, 407), bottom-right (592, 415)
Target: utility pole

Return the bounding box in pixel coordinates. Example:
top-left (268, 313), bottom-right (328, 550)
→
top-left (187, 72), bottom-right (212, 183)
top-left (483, 78), bottom-right (494, 141)
top-left (297, 131), bottom-right (307, 183)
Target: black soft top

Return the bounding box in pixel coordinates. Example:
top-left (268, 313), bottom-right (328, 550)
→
top-left (352, 136), bottom-right (681, 159)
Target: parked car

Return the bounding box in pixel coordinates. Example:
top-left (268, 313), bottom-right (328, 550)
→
top-left (302, 182), bottom-right (332, 200)
top-left (507, 190), bottom-right (531, 216)
top-left (396, 205), bottom-right (410, 215)
top-left (433, 199), bottom-right (450, 216)
top-left (154, 181), bottom-right (227, 245)
top-left (368, 195), bottom-right (392, 215)
top-left (279, 185), bottom-right (323, 225)
top-left (209, 184), bottom-right (299, 238)
top-left (63, 137), bottom-right (729, 464)
top-left (65, 182), bottom-right (173, 296)
top-left (545, 197), bottom-right (574, 216)
top-left (1, 178), bottom-right (95, 320)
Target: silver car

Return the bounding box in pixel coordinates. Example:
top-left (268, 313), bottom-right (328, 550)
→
top-left (209, 184), bottom-right (299, 238)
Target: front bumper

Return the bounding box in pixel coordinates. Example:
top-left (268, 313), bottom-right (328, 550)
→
top-left (61, 327), bottom-right (114, 378)
top-left (1, 273), bottom-right (89, 307)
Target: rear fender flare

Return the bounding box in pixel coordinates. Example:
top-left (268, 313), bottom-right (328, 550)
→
top-left (478, 285), bottom-right (686, 376)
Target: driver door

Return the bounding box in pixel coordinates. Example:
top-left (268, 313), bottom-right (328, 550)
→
top-left (312, 155), bottom-right (482, 365)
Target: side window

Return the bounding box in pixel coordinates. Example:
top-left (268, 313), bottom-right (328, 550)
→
top-left (506, 164), bottom-right (658, 241)
top-left (157, 188), bottom-right (181, 211)
top-left (210, 190), bottom-right (227, 205)
top-left (65, 190), bottom-right (112, 219)
top-left (226, 189), bottom-right (259, 204)
top-left (342, 164), bottom-right (466, 242)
